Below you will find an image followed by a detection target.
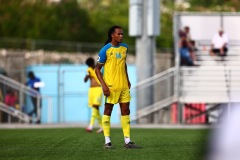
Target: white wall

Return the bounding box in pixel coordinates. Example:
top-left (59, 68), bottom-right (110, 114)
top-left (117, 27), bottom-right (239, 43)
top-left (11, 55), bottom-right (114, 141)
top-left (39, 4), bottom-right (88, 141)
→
top-left (179, 13), bottom-right (240, 41)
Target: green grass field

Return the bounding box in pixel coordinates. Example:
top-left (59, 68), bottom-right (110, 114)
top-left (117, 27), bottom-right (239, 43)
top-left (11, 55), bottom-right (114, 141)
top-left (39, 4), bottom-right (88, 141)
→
top-left (0, 127), bottom-right (210, 160)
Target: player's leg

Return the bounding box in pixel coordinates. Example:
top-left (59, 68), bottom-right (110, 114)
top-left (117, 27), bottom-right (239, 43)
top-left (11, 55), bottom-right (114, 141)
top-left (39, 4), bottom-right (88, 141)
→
top-left (88, 105), bottom-right (103, 133)
top-left (86, 88), bottom-right (94, 132)
top-left (95, 87), bottom-right (103, 133)
top-left (120, 102), bottom-right (131, 143)
top-left (94, 106), bottom-right (103, 133)
top-left (119, 90), bottom-right (142, 149)
top-left (86, 108), bottom-right (94, 132)
top-left (102, 91), bottom-right (121, 148)
top-left (86, 87), bottom-right (103, 132)
top-left (102, 103), bottom-right (114, 148)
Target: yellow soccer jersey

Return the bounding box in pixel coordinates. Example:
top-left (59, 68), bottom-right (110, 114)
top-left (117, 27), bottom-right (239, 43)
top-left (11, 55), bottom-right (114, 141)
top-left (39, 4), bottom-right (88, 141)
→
top-left (87, 67), bottom-right (101, 85)
top-left (97, 43), bottom-right (129, 91)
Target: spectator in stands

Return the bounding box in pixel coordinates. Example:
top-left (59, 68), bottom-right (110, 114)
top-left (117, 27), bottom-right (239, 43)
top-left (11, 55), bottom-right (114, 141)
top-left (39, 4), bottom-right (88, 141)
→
top-left (4, 89), bottom-right (18, 110)
top-left (179, 33), bottom-right (194, 66)
top-left (178, 29), bottom-right (185, 37)
top-left (184, 26), bottom-right (192, 43)
top-left (184, 26), bottom-right (197, 63)
top-left (3, 89), bottom-right (19, 122)
top-left (210, 28), bottom-right (229, 58)
top-left (26, 71), bottom-right (42, 124)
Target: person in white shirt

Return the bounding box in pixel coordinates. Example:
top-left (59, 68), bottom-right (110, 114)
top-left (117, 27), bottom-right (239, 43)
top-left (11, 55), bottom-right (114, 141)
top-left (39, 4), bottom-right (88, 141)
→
top-left (210, 28), bottom-right (229, 57)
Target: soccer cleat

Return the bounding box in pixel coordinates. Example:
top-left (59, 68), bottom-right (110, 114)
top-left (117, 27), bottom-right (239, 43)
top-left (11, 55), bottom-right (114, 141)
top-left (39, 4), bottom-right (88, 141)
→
top-left (104, 142), bottom-right (115, 149)
top-left (85, 128), bottom-right (92, 133)
top-left (96, 128), bottom-right (103, 134)
top-left (124, 142), bottom-right (142, 149)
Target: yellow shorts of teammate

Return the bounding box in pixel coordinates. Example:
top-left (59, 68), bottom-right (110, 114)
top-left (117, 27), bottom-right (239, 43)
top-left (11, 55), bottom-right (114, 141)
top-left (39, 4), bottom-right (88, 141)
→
top-left (88, 87), bottom-right (102, 107)
top-left (105, 89), bottom-right (131, 104)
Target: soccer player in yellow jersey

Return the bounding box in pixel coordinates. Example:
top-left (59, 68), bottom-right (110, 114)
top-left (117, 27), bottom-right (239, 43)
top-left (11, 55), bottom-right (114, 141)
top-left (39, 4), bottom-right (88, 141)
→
top-left (95, 25), bottom-right (142, 149)
top-left (84, 57), bottom-right (103, 134)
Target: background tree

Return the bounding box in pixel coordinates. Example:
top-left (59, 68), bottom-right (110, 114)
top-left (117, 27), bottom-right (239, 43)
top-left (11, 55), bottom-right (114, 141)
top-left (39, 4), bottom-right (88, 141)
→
top-left (0, 0), bottom-right (239, 50)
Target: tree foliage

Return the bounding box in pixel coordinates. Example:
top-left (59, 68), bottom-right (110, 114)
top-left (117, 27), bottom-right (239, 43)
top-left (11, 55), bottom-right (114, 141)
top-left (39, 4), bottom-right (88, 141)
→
top-left (0, 0), bottom-right (239, 49)
top-left (0, 0), bottom-right (96, 42)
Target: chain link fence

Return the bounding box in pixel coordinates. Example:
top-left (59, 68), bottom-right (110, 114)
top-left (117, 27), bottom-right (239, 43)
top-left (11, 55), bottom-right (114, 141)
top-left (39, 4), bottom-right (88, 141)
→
top-left (0, 38), bottom-right (136, 54)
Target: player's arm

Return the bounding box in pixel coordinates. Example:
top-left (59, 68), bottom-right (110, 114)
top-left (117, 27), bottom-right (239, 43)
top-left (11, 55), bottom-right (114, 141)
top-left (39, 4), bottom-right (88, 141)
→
top-left (84, 71), bottom-right (90, 83)
top-left (124, 47), bottom-right (131, 89)
top-left (95, 63), bottom-right (110, 97)
top-left (125, 63), bottom-right (131, 89)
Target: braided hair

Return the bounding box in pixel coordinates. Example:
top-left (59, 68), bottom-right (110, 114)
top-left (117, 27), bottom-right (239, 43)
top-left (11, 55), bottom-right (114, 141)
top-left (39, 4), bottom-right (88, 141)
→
top-left (104, 25), bottom-right (122, 45)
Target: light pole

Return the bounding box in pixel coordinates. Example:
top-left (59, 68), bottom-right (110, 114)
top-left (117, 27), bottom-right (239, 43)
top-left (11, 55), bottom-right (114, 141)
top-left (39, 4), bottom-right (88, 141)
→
top-left (129, 0), bottom-right (160, 123)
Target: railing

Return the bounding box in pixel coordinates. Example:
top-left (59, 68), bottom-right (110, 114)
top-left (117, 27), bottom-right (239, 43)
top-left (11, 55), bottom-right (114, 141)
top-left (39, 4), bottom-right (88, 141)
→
top-left (0, 102), bottom-right (31, 123)
top-left (130, 67), bottom-right (177, 121)
top-left (0, 74), bottom-right (53, 123)
top-left (130, 65), bottom-right (240, 122)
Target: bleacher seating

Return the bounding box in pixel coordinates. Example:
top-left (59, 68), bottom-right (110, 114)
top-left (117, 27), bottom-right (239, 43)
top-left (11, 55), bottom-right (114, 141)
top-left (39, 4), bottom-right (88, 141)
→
top-left (177, 41), bottom-right (240, 123)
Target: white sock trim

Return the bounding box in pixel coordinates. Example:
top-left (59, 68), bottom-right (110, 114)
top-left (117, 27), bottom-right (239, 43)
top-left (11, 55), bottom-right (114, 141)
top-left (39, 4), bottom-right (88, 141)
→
top-left (105, 136), bottom-right (111, 144)
top-left (88, 125), bottom-right (93, 130)
top-left (124, 137), bottom-right (130, 144)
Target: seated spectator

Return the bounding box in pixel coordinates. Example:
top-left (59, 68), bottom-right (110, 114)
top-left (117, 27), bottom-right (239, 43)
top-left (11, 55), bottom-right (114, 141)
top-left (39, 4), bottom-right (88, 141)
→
top-left (179, 33), bottom-right (194, 66)
top-left (179, 29), bottom-right (185, 37)
top-left (184, 26), bottom-right (192, 43)
top-left (4, 89), bottom-right (19, 122)
top-left (184, 26), bottom-right (197, 62)
top-left (4, 89), bottom-right (18, 110)
top-left (210, 28), bottom-right (229, 57)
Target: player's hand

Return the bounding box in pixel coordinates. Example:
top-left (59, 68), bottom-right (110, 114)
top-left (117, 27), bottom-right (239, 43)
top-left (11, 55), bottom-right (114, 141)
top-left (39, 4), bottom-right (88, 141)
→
top-left (128, 81), bottom-right (131, 89)
top-left (102, 85), bottom-right (110, 97)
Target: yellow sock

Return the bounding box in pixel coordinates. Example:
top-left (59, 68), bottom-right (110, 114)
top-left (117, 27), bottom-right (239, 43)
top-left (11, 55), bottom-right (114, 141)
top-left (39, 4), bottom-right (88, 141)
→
top-left (90, 107), bottom-right (98, 126)
top-left (102, 115), bottom-right (110, 136)
top-left (121, 115), bottom-right (130, 138)
top-left (96, 110), bottom-right (102, 128)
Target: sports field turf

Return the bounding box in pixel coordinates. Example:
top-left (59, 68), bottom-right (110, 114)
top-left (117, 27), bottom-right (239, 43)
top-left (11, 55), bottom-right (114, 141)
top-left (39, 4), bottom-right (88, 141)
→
top-left (0, 127), bottom-right (210, 160)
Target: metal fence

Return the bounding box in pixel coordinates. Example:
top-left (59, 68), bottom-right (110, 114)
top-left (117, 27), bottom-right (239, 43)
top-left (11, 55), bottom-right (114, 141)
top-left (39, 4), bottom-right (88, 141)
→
top-left (0, 37), bottom-right (136, 54)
